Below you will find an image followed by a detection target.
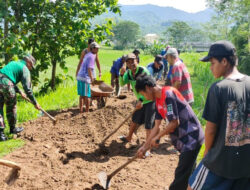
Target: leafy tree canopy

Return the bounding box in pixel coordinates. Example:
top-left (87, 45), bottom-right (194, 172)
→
top-left (112, 20), bottom-right (140, 49)
top-left (206, 0), bottom-right (250, 75)
top-left (0, 0), bottom-right (120, 90)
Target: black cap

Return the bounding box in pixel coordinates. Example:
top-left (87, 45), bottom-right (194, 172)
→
top-left (133, 49), bottom-right (140, 54)
top-left (200, 40), bottom-right (236, 62)
top-left (154, 55), bottom-right (163, 65)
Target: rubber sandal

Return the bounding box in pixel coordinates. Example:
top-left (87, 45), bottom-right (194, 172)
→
top-left (145, 151), bottom-right (151, 157)
top-left (118, 135), bottom-right (129, 143)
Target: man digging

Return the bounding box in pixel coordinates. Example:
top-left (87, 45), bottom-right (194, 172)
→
top-left (135, 74), bottom-right (204, 190)
top-left (0, 55), bottom-right (41, 141)
top-left (118, 53), bottom-right (156, 145)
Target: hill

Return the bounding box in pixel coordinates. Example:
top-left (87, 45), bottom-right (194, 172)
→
top-left (92, 4), bottom-right (215, 35)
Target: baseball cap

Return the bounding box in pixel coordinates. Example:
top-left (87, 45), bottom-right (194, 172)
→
top-left (24, 54), bottom-right (36, 68)
top-left (90, 42), bottom-right (100, 49)
top-left (133, 49), bottom-right (140, 54)
top-left (154, 55), bottom-right (163, 65)
top-left (200, 40), bottom-right (236, 62)
top-left (165, 48), bottom-right (178, 57)
top-left (126, 53), bottom-right (136, 61)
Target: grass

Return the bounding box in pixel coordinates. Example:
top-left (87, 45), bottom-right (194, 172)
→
top-left (0, 139), bottom-right (25, 157)
top-left (1, 47), bottom-right (215, 161)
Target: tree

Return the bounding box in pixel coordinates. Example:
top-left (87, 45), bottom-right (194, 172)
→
top-left (0, 0), bottom-right (120, 90)
top-left (164, 21), bottom-right (192, 48)
top-left (206, 0), bottom-right (250, 75)
top-left (112, 20), bottom-right (140, 49)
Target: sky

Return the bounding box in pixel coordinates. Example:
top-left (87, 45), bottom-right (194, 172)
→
top-left (118, 0), bottom-right (208, 13)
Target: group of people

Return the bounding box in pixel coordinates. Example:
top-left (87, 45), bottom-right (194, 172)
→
top-left (109, 41), bottom-right (250, 190)
top-left (112, 48), bottom-right (200, 189)
top-left (0, 39), bottom-right (249, 189)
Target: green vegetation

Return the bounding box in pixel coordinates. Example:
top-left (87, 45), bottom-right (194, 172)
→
top-left (207, 0), bottom-right (250, 75)
top-left (0, 0), bottom-right (120, 92)
top-left (0, 48), bottom-right (215, 161)
top-left (164, 21), bottom-right (210, 49)
top-left (112, 21), bottom-right (141, 50)
top-left (0, 139), bottom-right (25, 157)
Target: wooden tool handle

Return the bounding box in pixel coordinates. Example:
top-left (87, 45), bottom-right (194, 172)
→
top-left (39, 107), bottom-right (56, 122)
top-left (100, 109), bottom-right (135, 144)
top-left (108, 155), bottom-right (137, 179)
top-left (22, 96), bottom-right (56, 123)
top-left (0, 159), bottom-right (21, 170)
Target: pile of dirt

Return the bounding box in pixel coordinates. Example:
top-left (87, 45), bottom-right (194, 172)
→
top-left (0, 91), bottom-right (178, 190)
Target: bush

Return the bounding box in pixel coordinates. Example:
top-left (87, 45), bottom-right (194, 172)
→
top-left (144, 41), bottom-right (165, 56)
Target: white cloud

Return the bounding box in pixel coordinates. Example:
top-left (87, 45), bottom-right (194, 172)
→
top-left (118, 0), bottom-right (208, 13)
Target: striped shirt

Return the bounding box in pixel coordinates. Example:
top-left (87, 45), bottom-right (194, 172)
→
top-left (171, 60), bottom-right (194, 103)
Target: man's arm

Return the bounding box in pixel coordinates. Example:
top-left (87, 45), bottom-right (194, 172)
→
top-left (157, 68), bottom-right (164, 81)
top-left (203, 121), bottom-right (217, 157)
top-left (119, 67), bottom-right (129, 86)
top-left (14, 85), bottom-right (27, 99)
top-left (137, 119), bottom-right (162, 158)
top-left (95, 53), bottom-right (101, 78)
top-left (76, 50), bottom-right (86, 77)
top-left (157, 119), bottom-right (179, 138)
top-left (88, 68), bottom-right (94, 83)
top-left (171, 65), bottom-right (182, 89)
top-left (172, 81), bottom-right (181, 89)
top-left (151, 119), bottom-right (179, 147)
top-left (14, 85), bottom-right (21, 94)
top-left (21, 67), bottom-right (40, 109)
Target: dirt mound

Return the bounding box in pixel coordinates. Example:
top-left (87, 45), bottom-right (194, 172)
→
top-left (0, 91), bottom-right (178, 190)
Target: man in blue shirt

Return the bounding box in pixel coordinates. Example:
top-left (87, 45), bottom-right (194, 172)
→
top-left (147, 55), bottom-right (164, 81)
top-left (110, 55), bottom-right (126, 95)
top-left (161, 45), bottom-right (170, 80)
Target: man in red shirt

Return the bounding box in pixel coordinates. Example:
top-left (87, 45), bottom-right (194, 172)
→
top-left (165, 48), bottom-right (194, 106)
top-left (135, 74), bottom-right (204, 190)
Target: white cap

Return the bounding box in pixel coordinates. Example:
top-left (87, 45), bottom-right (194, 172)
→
top-left (165, 48), bottom-right (178, 57)
top-left (90, 42), bottom-right (100, 49)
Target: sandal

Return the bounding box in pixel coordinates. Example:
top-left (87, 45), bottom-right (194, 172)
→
top-left (118, 135), bottom-right (129, 143)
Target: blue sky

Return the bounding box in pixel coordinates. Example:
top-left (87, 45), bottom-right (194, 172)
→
top-left (118, 0), bottom-right (208, 13)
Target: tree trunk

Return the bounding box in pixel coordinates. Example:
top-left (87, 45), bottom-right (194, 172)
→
top-left (51, 60), bottom-right (57, 90)
top-left (4, 0), bottom-right (9, 64)
top-left (14, 0), bottom-right (21, 22)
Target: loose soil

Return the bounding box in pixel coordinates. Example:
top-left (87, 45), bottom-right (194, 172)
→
top-left (0, 91), bottom-right (178, 190)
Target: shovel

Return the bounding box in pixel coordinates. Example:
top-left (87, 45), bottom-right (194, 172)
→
top-left (98, 155), bottom-right (137, 189)
top-left (99, 109), bottom-right (136, 148)
top-left (22, 96), bottom-right (57, 125)
top-left (0, 159), bottom-right (21, 185)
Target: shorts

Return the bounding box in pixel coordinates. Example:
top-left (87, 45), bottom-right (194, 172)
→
top-left (189, 160), bottom-right (250, 190)
top-left (77, 80), bottom-right (91, 97)
top-left (132, 101), bottom-right (156, 129)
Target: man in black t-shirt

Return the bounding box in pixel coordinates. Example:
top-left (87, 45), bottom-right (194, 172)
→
top-left (188, 41), bottom-right (250, 190)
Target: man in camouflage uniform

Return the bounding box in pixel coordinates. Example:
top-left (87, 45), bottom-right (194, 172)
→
top-left (0, 55), bottom-right (40, 141)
